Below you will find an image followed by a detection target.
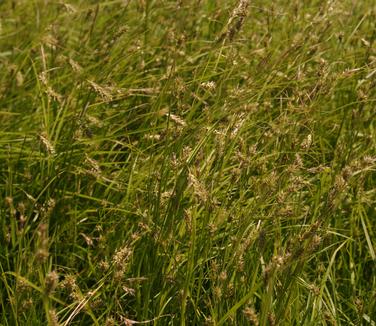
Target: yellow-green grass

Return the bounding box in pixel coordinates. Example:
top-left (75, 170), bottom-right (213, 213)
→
top-left (0, 1), bottom-right (375, 325)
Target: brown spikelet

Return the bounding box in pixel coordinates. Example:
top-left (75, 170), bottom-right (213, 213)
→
top-left (87, 80), bottom-right (113, 101)
top-left (218, 0), bottom-right (250, 42)
top-left (39, 132), bottom-right (56, 155)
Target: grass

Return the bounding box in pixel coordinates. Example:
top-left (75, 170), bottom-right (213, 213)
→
top-left (0, 0), bottom-right (375, 325)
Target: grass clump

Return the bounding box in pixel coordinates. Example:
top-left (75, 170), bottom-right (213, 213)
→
top-left (0, 0), bottom-right (375, 325)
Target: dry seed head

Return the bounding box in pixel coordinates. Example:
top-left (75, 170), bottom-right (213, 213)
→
top-left (105, 316), bottom-right (116, 326)
top-left (218, 0), bottom-right (250, 42)
top-left (265, 170), bottom-right (278, 189)
top-left (45, 198), bottom-right (56, 216)
top-left (99, 260), bottom-right (110, 272)
top-left (39, 132), bottom-right (56, 155)
top-left (236, 255), bottom-right (244, 272)
top-left (334, 174), bottom-right (346, 191)
top-left (354, 297), bottom-right (364, 312)
top-left (210, 260), bottom-right (219, 274)
top-left (21, 298), bottom-right (33, 312)
top-left (362, 155), bottom-right (376, 166)
top-left (60, 274), bottom-right (77, 291)
top-left (268, 313), bottom-right (276, 326)
top-left (42, 34), bottom-right (59, 50)
top-left (45, 271), bottom-right (59, 295)
top-left (307, 165), bottom-right (327, 174)
top-left (5, 196), bottom-right (13, 207)
top-left (62, 3), bottom-right (77, 13)
top-left (229, 0), bottom-right (249, 24)
top-left (231, 114), bottom-right (246, 138)
top-left (144, 133), bottom-right (161, 141)
top-left (243, 306), bottom-right (259, 325)
top-left (174, 77), bottom-right (186, 94)
top-left (122, 286), bottom-right (135, 296)
top-left (219, 271), bottom-right (228, 282)
top-left (213, 286), bottom-right (222, 299)
top-left (38, 72), bottom-right (48, 86)
top-left (287, 175), bottom-right (306, 193)
top-left (188, 171), bottom-right (208, 203)
top-left (201, 81), bottom-right (216, 91)
top-left (112, 245), bottom-right (132, 269)
top-left (80, 233), bottom-right (93, 246)
top-left (17, 202), bottom-right (25, 215)
top-left (45, 86), bottom-right (63, 103)
top-left (181, 146), bottom-right (192, 162)
top-left (69, 58), bottom-right (82, 73)
top-left (226, 282), bottom-right (234, 297)
top-left (236, 150), bottom-right (250, 166)
top-left (277, 190), bottom-right (287, 204)
top-left (85, 154), bottom-right (101, 177)
top-left (138, 222), bottom-right (150, 233)
top-left (87, 80), bottom-right (113, 101)
top-left (272, 255), bottom-right (285, 268)
top-left (131, 232), bottom-right (140, 241)
top-left (168, 113), bottom-right (186, 127)
top-left (36, 223), bottom-right (49, 261)
top-left (309, 284), bottom-right (320, 296)
top-left (60, 274), bottom-right (81, 301)
top-left (204, 317), bottom-right (215, 326)
top-left (207, 222), bottom-right (217, 236)
top-left (90, 298), bottom-right (104, 310)
top-left (87, 114), bottom-right (103, 128)
top-left (16, 279), bottom-right (29, 294)
top-left (184, 210), bottom-right (192, 233)
top-left (16, 71), bottom-right (24, 87)
top-left (48, 309), bottom-right (60, 326)
top-left (309, 235), bottom-right (321, 251)
top-left (300, 223), bottom-right (318, 242)
top-left (263, 264), bottom-right (273, 283)
top-left (35, 248), bottom-right (49, 264)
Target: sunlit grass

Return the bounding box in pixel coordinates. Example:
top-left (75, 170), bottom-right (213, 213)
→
top-left (0, 0), bottom-right (375, 325)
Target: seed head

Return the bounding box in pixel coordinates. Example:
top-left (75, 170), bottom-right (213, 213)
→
top-left (45, 271), bottom-right (59, 295)
top-left (39, 132), bottom-right (56, 155)
top-left (201, 81), bottom-right (216, 91)
top-left (48, 309), bottom-right (60, 326)
top-left (243, 306), bottom-right (259, 325)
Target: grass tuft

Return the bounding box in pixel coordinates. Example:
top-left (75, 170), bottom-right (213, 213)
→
top-left (0, 0), bottom-right (375, 325)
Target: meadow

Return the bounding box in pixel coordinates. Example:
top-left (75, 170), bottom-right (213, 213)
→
top-left (0, 0), bottom-right (375, 325)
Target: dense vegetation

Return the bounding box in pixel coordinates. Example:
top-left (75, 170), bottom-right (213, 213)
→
top-left (0, 0), bottom-right (375, 325)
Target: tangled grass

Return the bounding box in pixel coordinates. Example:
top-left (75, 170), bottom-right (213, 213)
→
top-left (0, 0), bottom-right (375, 325)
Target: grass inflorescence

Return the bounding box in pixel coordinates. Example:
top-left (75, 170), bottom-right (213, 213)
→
top-left (0, 0), bottom-right (375, 325)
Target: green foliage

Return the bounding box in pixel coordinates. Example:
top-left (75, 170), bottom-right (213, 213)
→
top-left (0, 0), bottom-right (375, 325)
